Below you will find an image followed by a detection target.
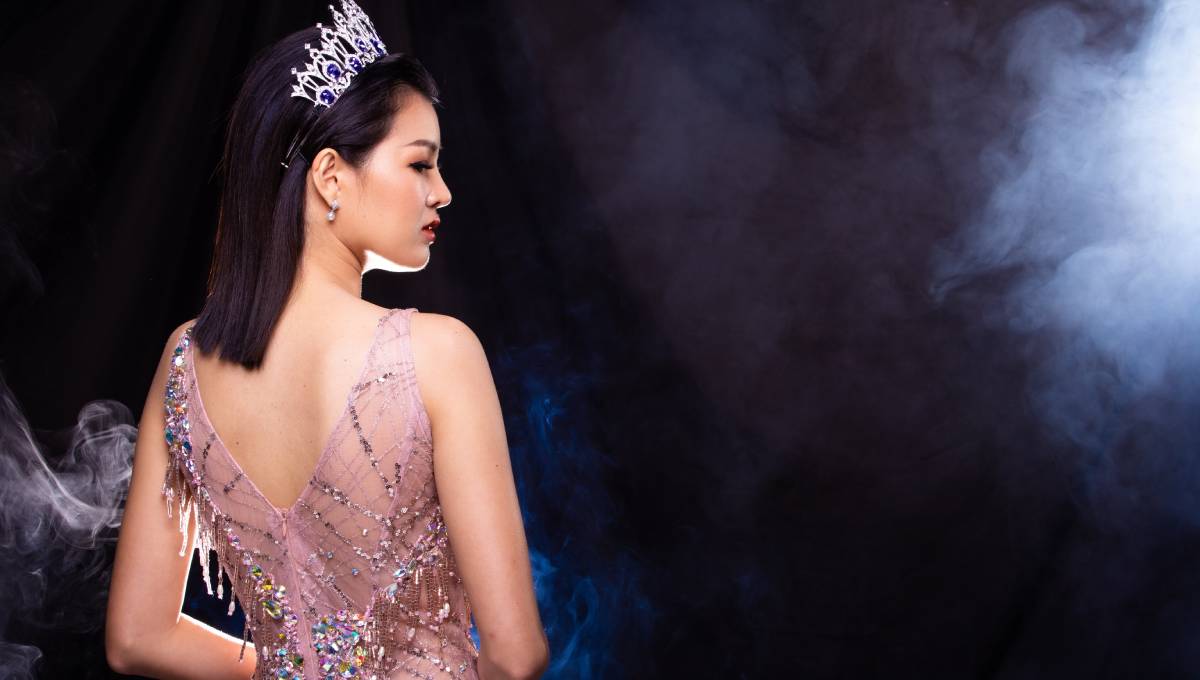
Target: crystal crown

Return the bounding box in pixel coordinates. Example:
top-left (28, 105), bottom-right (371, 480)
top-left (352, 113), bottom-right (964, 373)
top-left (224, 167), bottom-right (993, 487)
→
top-left (290, 0), bottom-right (388, 108)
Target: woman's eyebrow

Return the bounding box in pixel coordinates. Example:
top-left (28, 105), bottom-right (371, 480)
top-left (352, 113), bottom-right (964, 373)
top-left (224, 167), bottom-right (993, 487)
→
top-left (405, 139), bottom-right (442, 153)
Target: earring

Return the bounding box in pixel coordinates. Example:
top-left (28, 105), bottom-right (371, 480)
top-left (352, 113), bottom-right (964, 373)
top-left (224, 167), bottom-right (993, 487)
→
top-left (326, 197), bottom-right (340, 222)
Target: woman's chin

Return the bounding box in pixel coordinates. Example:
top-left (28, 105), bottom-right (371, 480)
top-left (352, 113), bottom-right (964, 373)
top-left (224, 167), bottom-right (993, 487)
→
top-left (362, 248), bottom-right (428, 274)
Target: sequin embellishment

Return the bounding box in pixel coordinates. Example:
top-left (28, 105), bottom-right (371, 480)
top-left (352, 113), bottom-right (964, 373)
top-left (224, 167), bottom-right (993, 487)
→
top-left (311, 609), bottom-right (369, 677)
top-left (162, 326), bottom-right (307, 679)
top-left (160, 310), bottom-right (481, 679)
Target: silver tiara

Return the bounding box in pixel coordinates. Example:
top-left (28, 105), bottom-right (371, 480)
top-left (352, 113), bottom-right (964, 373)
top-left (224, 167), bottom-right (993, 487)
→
top-left (289, 0), bottom-right (388, 109)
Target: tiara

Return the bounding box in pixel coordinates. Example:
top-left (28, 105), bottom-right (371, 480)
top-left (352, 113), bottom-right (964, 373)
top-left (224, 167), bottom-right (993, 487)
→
top-left (281, 1), bottom-right (388, 168)
top-left (290, 0), bottom-right (388, 108)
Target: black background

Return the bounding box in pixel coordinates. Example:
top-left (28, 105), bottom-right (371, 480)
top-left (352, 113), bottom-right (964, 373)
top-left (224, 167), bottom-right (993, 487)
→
top-left (3, 1), bottom-right (1197, 678)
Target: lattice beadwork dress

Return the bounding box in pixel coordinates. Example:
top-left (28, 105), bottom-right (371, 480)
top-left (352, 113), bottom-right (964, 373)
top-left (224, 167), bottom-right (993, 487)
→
top-left (160, 307), bottom-right (479, 679)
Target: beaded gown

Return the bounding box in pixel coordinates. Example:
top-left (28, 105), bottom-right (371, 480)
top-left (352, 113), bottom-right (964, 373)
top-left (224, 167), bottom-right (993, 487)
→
top-left (160, 307), bottom-right (480, 679)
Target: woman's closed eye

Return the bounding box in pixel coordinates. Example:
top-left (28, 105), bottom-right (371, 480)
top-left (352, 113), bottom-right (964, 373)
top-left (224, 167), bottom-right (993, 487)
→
top-left (411, 161), bottom-right (442, 172)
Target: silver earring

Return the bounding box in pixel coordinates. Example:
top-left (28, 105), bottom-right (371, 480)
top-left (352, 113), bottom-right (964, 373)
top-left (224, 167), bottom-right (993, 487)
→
top-left (326, 197), bottom-right (340, 222)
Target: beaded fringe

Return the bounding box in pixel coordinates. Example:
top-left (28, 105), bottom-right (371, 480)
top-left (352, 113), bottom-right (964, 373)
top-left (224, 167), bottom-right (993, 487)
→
top-left (162, 442), bottom-right (252, 660)
top-left (162, 327), bottom-right (253, 662)
top-left (159, 318), bottom-right (479, 676)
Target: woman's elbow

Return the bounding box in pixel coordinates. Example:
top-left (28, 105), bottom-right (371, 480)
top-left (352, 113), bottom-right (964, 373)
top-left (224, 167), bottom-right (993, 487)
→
top-left (105, 609), bottom-right (155, 676)
top-left (513, 649), bottom-right (551, 679)
top-left (518, 643), bottom-right (551, 680)
top-left (492, 631), bottom-right (550, 680)
top-left (105, 603), bottom-right (141, 674)
top-left (105, 631), bottom-right (132, 675)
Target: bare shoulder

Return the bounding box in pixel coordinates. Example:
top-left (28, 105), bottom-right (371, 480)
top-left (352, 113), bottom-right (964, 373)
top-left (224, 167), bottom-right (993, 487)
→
top-left (408, 310), bottom-right (489, 371)
top-left (171, 318), bottom-right (195, 342)
top-left (407, 311), bottom-right (493, 418)
top-left (158, 319), bottom-right (196, 370)
top-left (138, 319), bottom-right (199, 431)
top-left (408, 311), bottom-right (483, 353)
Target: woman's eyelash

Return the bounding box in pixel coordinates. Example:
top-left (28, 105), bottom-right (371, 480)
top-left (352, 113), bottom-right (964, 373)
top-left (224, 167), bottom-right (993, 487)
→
top-left (411, 161), bottom-right (442, 172)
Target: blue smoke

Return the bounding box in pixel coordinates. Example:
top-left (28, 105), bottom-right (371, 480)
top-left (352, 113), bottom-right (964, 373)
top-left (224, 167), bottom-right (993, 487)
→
top-left (493, 339), bottom-right (655, 678)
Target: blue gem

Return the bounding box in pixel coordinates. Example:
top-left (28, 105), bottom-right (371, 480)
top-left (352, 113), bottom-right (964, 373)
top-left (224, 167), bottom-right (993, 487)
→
top-left (319, 89), bottom-right (335, 105)
top-left (356, 38), bottom-right (367, 50)
top-left (349, 56), bottom-right (363, 72)
top-left (325, 63), bottom-right (342, 78)
top-left (372, 39), bottom-right (383, 55)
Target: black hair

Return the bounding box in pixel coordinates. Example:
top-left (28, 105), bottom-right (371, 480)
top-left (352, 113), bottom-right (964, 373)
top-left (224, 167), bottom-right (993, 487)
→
top-left (191, 25), bottom-right (441, 369)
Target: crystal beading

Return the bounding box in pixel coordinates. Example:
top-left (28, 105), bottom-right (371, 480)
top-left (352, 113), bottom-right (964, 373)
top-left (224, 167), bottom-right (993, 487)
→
top-left (159, 309), bottom-right (479, 678)
top-left (289, 0), bottom-right (388, 109)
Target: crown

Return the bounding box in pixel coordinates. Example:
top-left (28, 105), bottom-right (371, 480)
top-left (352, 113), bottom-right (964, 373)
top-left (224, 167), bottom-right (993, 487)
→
top-left (289, 0), bottom-right (388, 108)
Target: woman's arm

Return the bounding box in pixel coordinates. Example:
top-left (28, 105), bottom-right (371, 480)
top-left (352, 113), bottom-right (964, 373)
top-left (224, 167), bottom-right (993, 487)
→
top-left (105, 321), bottom-right (257, 679)
top-left (115, 613), bottom-right (258, 679)
top-left (413, 313), bottom-right (550, 680)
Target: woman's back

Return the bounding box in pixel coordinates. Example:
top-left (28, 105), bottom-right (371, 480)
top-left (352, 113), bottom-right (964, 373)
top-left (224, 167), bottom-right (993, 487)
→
top-left (163, 305), bottom-right (480, 679)
top-left (189, 302), bottom-right (404, 513)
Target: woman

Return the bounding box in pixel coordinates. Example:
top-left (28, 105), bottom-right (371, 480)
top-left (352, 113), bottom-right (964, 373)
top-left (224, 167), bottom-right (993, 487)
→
top-left (103, 3), bottom-right (549, 678)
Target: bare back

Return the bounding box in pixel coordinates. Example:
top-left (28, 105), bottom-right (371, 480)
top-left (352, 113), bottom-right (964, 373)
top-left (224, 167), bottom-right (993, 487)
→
top-left (161, 303), bottom-right (480, 678)
top-left (190, 301), bottom-right (399, 511)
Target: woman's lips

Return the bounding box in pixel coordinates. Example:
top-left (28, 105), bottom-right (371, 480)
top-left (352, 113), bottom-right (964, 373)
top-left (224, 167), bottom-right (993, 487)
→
top-left (421, 219), bottom-right (438, 241)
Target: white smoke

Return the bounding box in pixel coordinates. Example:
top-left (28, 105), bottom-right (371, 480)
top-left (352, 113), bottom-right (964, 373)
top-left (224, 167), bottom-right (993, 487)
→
top-left (0, 377), bottom-right (136, 678)
top-left (932, 0), bottom-right (1200, 455)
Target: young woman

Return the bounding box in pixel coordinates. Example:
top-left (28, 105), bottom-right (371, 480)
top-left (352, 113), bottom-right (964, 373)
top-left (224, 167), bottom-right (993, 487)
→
top-left (104, 3), bottom-right (548, 678)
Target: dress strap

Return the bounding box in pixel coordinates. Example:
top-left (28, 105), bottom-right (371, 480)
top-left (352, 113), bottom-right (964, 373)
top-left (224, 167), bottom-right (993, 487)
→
top-left (394, 308), bottom-right (432, 445)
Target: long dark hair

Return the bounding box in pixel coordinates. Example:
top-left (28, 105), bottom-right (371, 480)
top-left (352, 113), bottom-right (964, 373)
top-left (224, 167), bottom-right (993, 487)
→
top-left (192, 25), bottom-right (440, 369)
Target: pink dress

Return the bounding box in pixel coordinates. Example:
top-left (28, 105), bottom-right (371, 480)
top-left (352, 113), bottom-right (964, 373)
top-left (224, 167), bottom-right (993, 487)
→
top-left (160, 307), bottom-right (480, 679)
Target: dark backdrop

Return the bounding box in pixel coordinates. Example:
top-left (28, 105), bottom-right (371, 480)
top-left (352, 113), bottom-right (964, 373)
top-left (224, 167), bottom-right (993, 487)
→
top-left (3, 1), bottom-right (1199, 678)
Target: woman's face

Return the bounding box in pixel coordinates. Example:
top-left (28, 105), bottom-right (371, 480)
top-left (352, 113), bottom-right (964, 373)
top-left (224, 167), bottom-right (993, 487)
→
top-left (330, 95), bottom-right (451, 272)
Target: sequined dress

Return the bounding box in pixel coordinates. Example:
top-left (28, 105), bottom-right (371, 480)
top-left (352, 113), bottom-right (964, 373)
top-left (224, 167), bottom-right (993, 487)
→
top-left (160, 307), bottom-right (480, 679)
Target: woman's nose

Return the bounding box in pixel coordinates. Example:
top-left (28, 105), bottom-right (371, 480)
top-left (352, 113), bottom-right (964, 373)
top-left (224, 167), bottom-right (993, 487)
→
top-left (435, 177), bottom-right (452, 209)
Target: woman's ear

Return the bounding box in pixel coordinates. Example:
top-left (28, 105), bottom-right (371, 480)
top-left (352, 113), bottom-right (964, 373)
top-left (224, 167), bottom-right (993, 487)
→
top-left (309, 147), bottom-right (342, 206)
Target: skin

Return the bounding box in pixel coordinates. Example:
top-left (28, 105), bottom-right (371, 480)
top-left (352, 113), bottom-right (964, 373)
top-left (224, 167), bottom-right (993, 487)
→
top-left (105, 94), bottom-right (549, 679)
